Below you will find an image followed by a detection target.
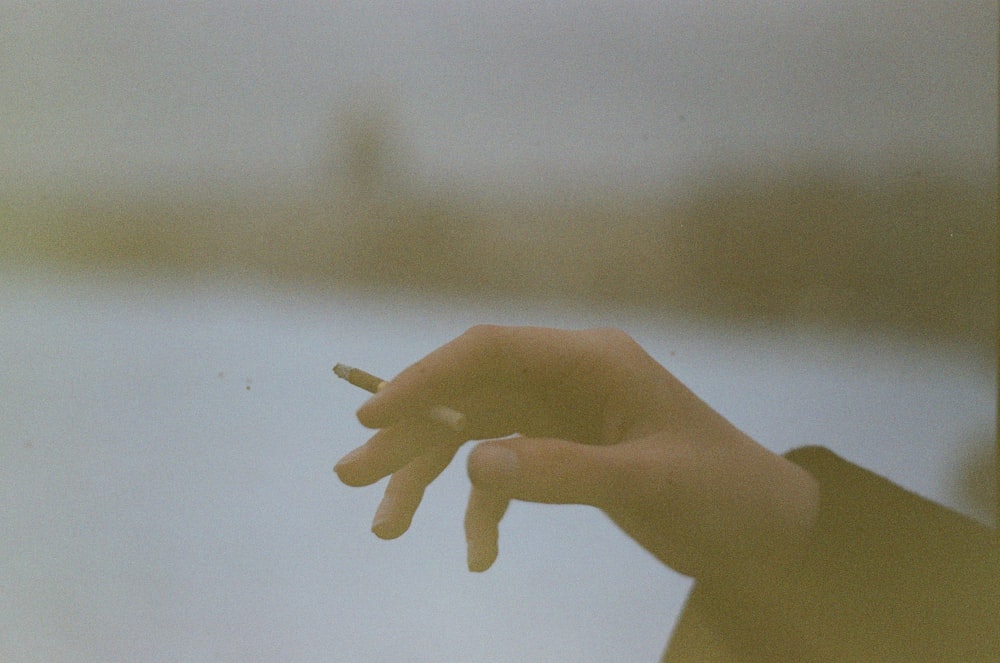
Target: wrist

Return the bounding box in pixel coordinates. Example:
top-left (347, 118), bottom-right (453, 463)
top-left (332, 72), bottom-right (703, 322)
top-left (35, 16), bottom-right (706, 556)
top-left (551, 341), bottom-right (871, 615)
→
top-left (698, 445), bottom-right (820, 587)
top-left (772, 456), bottom-right (821, 564)
top-left (724, 452), bottom-right (821, 598)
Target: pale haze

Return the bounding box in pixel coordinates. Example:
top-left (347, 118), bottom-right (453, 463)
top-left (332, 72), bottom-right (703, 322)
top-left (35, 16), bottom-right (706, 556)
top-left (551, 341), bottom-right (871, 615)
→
top-left (2, 2), bottom-right (994, 193)
top-left (1, 2), bottom-right (996, 661)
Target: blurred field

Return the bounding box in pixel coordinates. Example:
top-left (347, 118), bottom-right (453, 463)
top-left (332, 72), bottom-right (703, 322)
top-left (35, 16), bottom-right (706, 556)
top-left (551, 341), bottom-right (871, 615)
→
top-left (3, 159), bottom-right (995, 348)
top-left (2, 154), bottom-right (995, 525)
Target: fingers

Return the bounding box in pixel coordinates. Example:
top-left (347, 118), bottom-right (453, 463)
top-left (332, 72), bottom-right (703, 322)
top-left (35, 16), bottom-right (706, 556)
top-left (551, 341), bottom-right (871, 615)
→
top-left (462, 438), bottom-right (619, 572)
top-left (466, 438), bottom-right (617, 507)
top-left (464, 487), bottom-right (509, 572)
top-left (369, 442), bottom-right (459, 539)
top-left (355, 325), bottom-right (642, 443)
top-left (341, 432), bottom-right (618, 570)
top-left (356, 324), bottom-right (515, 430)
top-left (334, 418), bottom-right (462, 487)
top-left (337, 325), bottom-right (688, 572)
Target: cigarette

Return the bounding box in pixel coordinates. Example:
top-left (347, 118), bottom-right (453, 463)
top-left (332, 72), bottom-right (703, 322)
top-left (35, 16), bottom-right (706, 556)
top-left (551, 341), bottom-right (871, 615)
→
top-left (333, 363), bottom-right (466, 432)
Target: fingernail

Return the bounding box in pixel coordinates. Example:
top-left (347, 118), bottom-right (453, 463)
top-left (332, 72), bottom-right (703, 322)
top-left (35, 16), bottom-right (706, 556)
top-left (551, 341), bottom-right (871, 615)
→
top-left (372, 498), bottom-right (409, 539)
top-left (467, 538), bottom-right (497, 572)
top-left (359, 390), bottom-right (382, 409)
top-left (371, 499), bottom-right (392, 538)
top-left (371, 518), bottom-right (391, 539)
top-left (333, 449), bottom-right (364, 483)
top-left (356, 394), bottom-right (387, 428)
top-left (359, 386), bottom-right (390, 410)
top-left (335, 447), bottom-right (364, 470)
top-left (469, 445), bottom-right (518, 486)
top-left (371, 515), bottom-right (394, 539)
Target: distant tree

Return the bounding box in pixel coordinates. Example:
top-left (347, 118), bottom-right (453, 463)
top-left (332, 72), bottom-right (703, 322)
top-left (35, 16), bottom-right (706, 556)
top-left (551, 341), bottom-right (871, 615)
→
top-left (324, 99), bottom-right (408, 201)
top-left (341, 113), bottom-right (390, 193)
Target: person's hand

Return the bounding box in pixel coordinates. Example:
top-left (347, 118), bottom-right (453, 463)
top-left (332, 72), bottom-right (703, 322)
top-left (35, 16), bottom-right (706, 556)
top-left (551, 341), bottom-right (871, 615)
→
top-left (334, 326), bottom-right (819, 579)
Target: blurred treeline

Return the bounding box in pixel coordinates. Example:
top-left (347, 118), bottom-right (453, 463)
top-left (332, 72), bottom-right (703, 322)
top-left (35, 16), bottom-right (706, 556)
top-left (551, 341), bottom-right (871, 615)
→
top-left (2, 112), bottom-right (996, 348)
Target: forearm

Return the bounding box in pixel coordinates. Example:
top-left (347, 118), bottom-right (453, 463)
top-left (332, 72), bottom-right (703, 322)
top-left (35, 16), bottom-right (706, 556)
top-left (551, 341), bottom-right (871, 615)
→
top-left (666, 447), bottom-right (999, 661)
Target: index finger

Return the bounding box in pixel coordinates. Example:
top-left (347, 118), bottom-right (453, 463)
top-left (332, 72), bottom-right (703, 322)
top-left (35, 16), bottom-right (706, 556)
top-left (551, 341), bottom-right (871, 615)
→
top-left (355, 325), bottom-right (628, 443)
top-left (355, 324), bottom-right (518, 431)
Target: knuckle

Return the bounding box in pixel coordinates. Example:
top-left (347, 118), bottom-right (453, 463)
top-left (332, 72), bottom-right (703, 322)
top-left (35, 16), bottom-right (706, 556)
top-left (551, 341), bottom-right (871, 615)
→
top-left (592, 327), bottom-right (639, 349)
top-left (463, 323), bottom-right (504, 347)
top-left (464, 323), bottom-right (506, 339)
top-left (460, 324), bottom-right (513, 365)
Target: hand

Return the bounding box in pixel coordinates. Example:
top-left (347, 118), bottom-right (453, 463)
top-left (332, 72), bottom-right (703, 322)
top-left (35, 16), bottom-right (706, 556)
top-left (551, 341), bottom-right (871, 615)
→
top-left (334, 325), bottom-right (819, 579)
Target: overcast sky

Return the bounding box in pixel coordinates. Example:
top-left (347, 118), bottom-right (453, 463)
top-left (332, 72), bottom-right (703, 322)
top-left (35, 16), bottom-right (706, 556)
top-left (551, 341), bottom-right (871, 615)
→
top-left (2, 1), bottom-right (996, 194)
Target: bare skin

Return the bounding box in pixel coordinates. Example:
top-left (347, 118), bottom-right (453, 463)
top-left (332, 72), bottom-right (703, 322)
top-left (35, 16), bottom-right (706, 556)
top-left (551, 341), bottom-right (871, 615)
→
top-left (334, 325), bottom-right (819, 583)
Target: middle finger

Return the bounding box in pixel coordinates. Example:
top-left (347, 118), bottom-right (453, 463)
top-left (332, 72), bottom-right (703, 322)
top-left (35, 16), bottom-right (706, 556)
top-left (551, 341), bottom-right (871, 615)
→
top-left (335, 417), bottom-right (464, 487)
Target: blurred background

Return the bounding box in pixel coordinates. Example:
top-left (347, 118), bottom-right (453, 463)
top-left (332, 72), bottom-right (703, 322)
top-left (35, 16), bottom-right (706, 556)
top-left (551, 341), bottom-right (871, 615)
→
top-left (1, 2), bottom-right (996, 661)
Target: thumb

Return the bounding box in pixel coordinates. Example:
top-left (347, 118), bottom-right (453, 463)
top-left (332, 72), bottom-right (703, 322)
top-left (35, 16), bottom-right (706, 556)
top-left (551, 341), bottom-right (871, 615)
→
top-left (466, 438), bottom-right (616, 507)
top-left (463, 438), bottom-right (617, 572)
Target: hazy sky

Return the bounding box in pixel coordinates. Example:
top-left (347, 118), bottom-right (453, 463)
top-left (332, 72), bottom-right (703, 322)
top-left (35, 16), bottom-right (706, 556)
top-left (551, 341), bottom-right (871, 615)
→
top-left (2, 1), bottom-right (996, 193)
